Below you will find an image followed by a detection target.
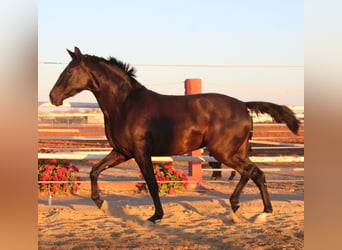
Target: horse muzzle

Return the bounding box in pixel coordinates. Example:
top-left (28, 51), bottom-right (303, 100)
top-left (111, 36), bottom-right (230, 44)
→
top-left (49, 90), bottom-right (63, 106)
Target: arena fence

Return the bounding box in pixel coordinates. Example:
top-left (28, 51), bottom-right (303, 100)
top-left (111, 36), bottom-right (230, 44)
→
top-left (38, 96), bottom-right (304, 185)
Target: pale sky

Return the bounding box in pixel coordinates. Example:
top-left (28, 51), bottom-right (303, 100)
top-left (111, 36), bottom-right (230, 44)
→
top-left (38, 0), bottom-right (303, 106)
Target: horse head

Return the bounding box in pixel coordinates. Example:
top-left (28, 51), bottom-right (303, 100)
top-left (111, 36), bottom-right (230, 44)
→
top-left (49, 47), bottom-right (97, 106)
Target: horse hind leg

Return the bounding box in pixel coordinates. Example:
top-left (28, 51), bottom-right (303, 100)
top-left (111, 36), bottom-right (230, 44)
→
top-left (218, 155), bottom-right (273, 220)
top-left (229, 164), bottom-right (249, 213)
top-left (245, 163), bottom-right (274, 223)
top-left (249, 163), bottom-right (273, 213)
top-left (234, 160), bottom-right (272, 212)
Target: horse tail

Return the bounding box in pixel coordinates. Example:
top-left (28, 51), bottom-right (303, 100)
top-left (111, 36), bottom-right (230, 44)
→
top-left (245, 101), bottom-right (300, 135)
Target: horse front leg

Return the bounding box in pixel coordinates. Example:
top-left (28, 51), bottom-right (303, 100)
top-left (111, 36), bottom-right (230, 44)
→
top-left (90, 150), bottom-right (129, 209)
top-left (135, 154), bottom-right (164, 223)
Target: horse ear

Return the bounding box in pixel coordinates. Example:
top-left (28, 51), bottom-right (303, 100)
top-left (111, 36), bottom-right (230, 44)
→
top-left (74, 47), bottom-right (83, 59)
top-left (67, 49), bottom-right (75, 58)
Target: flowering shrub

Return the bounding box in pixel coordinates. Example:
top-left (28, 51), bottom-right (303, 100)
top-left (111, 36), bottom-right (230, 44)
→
top-left (136, 162), bottom-right (189, 194)
top-left (38, 149), bottom-right (81, 195)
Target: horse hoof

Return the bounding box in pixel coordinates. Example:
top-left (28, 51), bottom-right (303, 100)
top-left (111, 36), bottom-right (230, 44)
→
top-left (253, 212), bottom-right (270, 224)
top-left (147, 218), bottom-right (162, 224)
top-left (100, 200), bottom-right (110, 214)
top-left (93, 198), bottom-right (104, 209)
top-left (153, 219), bottom-right (162, 224)
top-left (147, 215), bottom-right (162, 224)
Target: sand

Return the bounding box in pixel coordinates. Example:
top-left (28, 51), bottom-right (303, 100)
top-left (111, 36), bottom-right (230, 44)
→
top-left (38, 179), bottom-right (303, 249)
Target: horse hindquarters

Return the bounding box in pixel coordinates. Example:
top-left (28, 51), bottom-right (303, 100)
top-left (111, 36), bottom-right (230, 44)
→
top-left (206, 120), bottom-right (273, 215)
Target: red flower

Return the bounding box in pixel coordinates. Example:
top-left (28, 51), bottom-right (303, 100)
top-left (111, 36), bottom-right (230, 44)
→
top-left (44, 165), bottom-right (52, 171)
top-left (59, 175), bottom-right (67, 180)
top-left (49, 159), bottom-right (58, 165)
top-left (38, 152), bottom-right (81, 194)
top-left (57, 167), bottom-right (66, 174)
top-left (164, 162), bottom-right (172, 168)
top-left (71, 165), bottom-right (79, 172)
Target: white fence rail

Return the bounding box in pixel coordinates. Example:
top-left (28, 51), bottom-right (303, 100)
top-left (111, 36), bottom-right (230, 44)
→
top-left (38, 152), bottom-right (304, 163)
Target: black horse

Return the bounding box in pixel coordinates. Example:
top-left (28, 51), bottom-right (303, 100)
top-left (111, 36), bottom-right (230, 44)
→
top-left (49, 47), bottom-right (300, 223)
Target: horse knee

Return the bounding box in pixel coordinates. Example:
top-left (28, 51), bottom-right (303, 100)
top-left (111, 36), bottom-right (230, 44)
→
top-left (90, 167), bottom-right (99, 180)
top-left (250, 167), bottom-right (267, 187)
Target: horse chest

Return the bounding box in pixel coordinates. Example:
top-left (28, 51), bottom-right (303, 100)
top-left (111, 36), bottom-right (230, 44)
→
top-left (103, 118), bottom-right (130, 150)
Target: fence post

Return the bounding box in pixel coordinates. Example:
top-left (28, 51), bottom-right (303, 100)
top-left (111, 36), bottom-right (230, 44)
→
top-left (184, 79), bottom-right (203, 182)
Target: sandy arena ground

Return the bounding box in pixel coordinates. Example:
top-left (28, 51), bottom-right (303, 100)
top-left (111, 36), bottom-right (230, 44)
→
top-left (38, 161), bottom-right (304, 249)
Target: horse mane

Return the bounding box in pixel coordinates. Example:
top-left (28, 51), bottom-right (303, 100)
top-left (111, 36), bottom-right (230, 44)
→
top-left (86, 54), bottom-right (137, 80)
top-left (107, 57), bottom-right (137, 79)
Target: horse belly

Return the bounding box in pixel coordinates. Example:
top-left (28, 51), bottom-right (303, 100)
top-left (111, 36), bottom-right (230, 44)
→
top-left (151, 127), bottom-right (205, 156)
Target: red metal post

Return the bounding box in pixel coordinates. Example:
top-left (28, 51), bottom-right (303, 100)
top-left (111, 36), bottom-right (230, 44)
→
top-left (184, 79), bottom-right (203, 182)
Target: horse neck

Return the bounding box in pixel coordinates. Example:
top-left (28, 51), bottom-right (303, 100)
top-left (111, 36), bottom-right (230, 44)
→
top-left (92, 84), bottom-right (128, 120)
top-left (87, 59), bottom-right (148, 119)
top-left (90, 71), bottom-right (143, 120)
